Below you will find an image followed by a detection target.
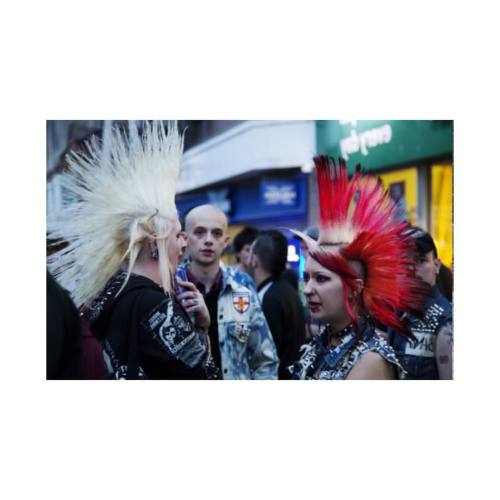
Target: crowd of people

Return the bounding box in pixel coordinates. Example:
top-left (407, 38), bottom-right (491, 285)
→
top-left (47, 121), bottom-right (453, 380)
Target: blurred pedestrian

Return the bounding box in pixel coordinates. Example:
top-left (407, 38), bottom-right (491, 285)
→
top-left (233, 226), bottom-right (259, 275)
top-left (181, 204), bottom-right (279, 379)
top-left (47, 121), bottom-right (217, 379)
top-left (249, 230), bottom-right (306, 379)
top-left (288, 157), bottom-right (426, 380)
top-left (46, 271), bottom-right (82, 379)
top-left (437, 263), bottom-right (453, 303)
top-left (388, 229), bottom-right (453, 379)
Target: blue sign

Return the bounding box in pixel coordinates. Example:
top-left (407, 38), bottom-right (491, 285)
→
top-left (207, 188), bottom-right (231, 214)
top-left (176, 173), bottom-right (307, 225)
top-left (261, 180), bottom-right (298, 207)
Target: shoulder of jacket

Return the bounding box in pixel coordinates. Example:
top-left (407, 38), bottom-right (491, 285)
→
top-left (224, 266), bottom-right (255, 291)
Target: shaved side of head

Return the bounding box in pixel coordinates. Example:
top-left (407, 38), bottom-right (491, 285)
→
top-left (185, 204), bottom-right (228, 232)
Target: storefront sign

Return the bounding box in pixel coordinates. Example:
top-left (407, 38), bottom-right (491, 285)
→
top-left (207, 188), bottom-right (231, 213)
top-left (340, 122), bottom-right (392, 160)
top-left (317, 120), bottom-right (453, 172)
top-left (261, 180), bottom-right (298, 207)
top-left (287, 244), bottom-right (300, 263)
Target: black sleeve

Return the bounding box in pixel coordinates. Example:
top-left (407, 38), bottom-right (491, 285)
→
top-left (46, 272), bottom-right (82, 379)
top-left (137, 291), bottom-right (215, 379)
top-left (261, 292), bottom-right (286, 357)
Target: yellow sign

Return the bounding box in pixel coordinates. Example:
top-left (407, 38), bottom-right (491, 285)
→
top-left (378, 167), bottom-right (419, 227)
top-left (431, 165), bottom-right (453, 268)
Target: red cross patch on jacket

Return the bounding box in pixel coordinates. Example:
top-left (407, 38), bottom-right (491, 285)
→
top-left (232, 292), bottom-right (250, 314)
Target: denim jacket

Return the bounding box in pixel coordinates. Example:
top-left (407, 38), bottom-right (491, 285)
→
top-left (289, 320), bottom-right (405, 380)
top-left (179, 263), bottom-right (279, 380)
top-left (389, 286), bottom-right (453, 380)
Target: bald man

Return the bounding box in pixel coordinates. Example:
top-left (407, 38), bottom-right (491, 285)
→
top-left (180, 205), bottom-right (278, 379)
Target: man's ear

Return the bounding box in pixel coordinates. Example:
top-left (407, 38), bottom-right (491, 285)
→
top-left (223, 234), bottom-right (231, 248)
top-left (434, 257), bottom-right (442, 275)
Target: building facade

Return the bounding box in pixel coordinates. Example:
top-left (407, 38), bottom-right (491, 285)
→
top-left (316, 120), bottom-right (453, 267)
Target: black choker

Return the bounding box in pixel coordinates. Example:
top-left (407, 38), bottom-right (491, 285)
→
top-left (326, 323), bottom-right (353, 339)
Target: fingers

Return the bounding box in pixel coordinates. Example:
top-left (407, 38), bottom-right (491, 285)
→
top-left (183, 298), bottom-right (201, 309)
top-left (184, 304), bottom-right (200, 313)
top-left (176, 290), bottom-right (197, 301)
top-left (176, 279), bottom-right (196, 291)
top-left (178, 293), bottom-right (207, 312)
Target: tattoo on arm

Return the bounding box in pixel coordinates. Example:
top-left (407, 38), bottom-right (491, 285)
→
top-left (439, 355), bottom-right (449, 364)
top-left (441, 322), bottom-right (453, 347)
top-left (436, 322), bottom-right (453, 379)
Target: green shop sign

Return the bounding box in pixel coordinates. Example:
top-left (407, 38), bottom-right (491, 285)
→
top-left (316, 120), bottom-right (453, 172)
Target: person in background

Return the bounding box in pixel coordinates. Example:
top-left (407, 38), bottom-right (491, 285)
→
top-left (47, 121), bottom-right (217, 379)
top-left (46, 271), bottom-right (82, 379)
top-left (388, 229), bottom-right (453, 379)
top-left (437, 263), bottom-right (453, 303)
top-left (233, 226), bottom-right (259, 275)
top-left (249, 230), bottom-right (306, 379)
top-left (181, 205), bottom-right (279, 379)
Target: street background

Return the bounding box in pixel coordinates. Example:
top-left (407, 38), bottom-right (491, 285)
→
top-left (47, 119), bottom-right (453, 272)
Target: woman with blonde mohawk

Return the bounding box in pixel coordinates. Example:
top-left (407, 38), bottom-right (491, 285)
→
top-left (48, 121), bottom-right (218, 379)
top-left (288, 156), bottom-right (427, 380)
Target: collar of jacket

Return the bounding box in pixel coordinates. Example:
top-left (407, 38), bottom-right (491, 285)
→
top-left (220, 263), bottom-right (246, 293)
top-left (179, 261), bottom-right (248, 295)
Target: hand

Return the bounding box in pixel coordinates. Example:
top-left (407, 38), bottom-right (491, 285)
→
top-left (176, 279), bottom-right (211, 331)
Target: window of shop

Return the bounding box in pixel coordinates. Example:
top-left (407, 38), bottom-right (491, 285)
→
top-left (430, 164), bottom-right (453, 268)
top-left (378, 167), bottom-right (419, 227)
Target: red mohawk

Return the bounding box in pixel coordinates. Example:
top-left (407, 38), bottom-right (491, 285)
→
top-left (306, 156), bottom-right (426, 335)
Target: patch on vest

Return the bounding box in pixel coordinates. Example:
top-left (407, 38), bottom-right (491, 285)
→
top-left (405, 303), bottom-right (445, 357)
top-left (232, 291), bottom-right (250, 314)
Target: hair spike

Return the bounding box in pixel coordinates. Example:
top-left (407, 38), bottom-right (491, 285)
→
top-left (47, 120), bottom-right (184, 307)
top-left (309, 155), bottom-right (426, 335)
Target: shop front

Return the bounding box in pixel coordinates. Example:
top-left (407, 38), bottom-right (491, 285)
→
top-left (316, 120), bottom-right (453, 267)
top-left (176, 169), bottom-right (308, 271)
top-left (175, 120), bottom-right (315, 271)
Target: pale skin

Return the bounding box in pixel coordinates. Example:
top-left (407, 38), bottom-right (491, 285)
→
top-left (131, 217), bottom-right (210, 330)
top-left (184, 205), bottom-right (231, 290)
top-left (303, 256), bottom-right (396, 380)
top-left (435, 322), bottom-right (453, 379)
top-left (415, 249), bottom-right (441, 288)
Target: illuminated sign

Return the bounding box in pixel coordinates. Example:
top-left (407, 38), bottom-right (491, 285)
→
top-left (261, 180), bottom-right (298, 206)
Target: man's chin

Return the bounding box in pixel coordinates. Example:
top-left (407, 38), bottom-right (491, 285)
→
top-left (196, 255), bottom-right (218, 266)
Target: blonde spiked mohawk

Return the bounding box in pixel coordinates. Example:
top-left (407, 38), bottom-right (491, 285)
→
top-left (47, 120), bottom-right (184, 307)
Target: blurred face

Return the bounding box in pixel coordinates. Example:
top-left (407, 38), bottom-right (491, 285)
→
top-left (185, 207), bottom-right (230, 266)
top-left (237, 243), bottom-right (253, 272)
top-left (415, 250), bottom-right (440, 287)
top-left (166, 218), bottom-right (187, 268)
top-left (303, 257), bottom-right (351, 328)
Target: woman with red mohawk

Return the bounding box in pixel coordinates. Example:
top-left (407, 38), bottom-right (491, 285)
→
top-left (288, 156), bottom-right (426, 380)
